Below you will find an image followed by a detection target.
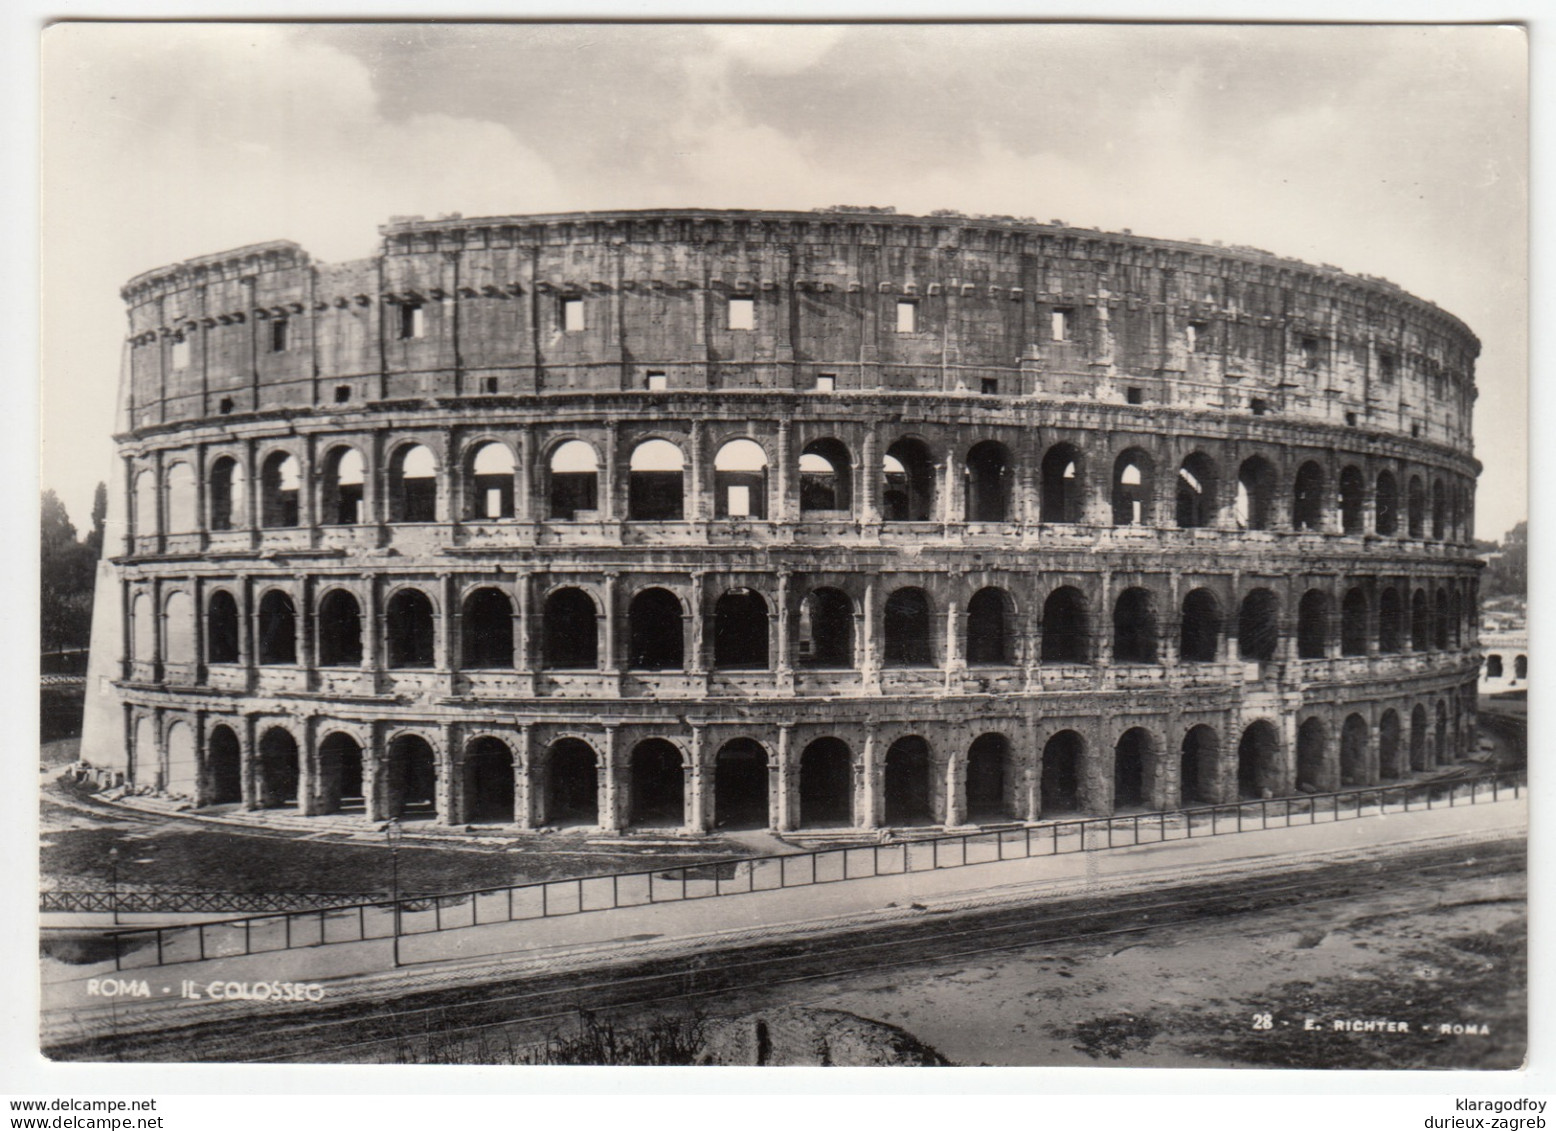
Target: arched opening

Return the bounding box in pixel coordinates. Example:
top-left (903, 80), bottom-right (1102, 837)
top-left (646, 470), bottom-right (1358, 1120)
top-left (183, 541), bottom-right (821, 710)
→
top-left (389, 444), bottom-right (438, 523)
top-left (256, 728), bottom-right (299, 809)
top-left (323, 448), bottom-right (365, 526)
top-left (163, 593), bottom-right (195, 665)
top-left (883, 438), bottom-right (936, 521)
top-left (1378, 710), bottom-right (1402, 780)
top-left (543, 588), bottom-right (598, 669)
top-left (1435, 701), bottom-right (1450, 766)
top-left (1292, 461), bottom-right (1326, 531)
top-left (1237, 720), bottom-right (1280, 800)
top-left (1379, 588), bottom-right (1404, 653)
top-left (463, 737), bottom-right (515, 823)
top-left (1175, 452), bottom-right (1217, 528)
top-left (1041, 586), bottom-right (1090, 664)
top-left (260, 452), bottom-right (301, 528)
top-left (164, 721), bottom-right (197, 798)
top-left (883, 736), bottom-right (934, 826)
top-left (466, 442), bottom-right (515, 520)
top-left (1407, 475), bottom-right (1426, 538)
top-left (1431, 479), bottom-right (1446, 540)
top-left (1375, 471), bottom-right (1400, 535)
top-left (1410, 704), bottom-right (1429, 771)
top-left (798, 439), bottom-right (852, 513)
top-left (799, 738), bottom-right (853, 827)
top-left (1339, 465), bottom-right (1365, 534)
top-left (1410, 590), bottom-right (1430, 652)
top-left (1236, 457), bottom-right (1276, 531)
top-left (628, 588), bottom-right (684, 670)
top-left (209, 456), bottom-right (243, 531)
top-left (965, 441), bottom-right (1013, 522)
top-left (629, 739), bottom-right (685, 828)
top-left (713, 739), bottom-right (769, 830)
top-left (1113, 728), bottom-right (1154, 810)
top-left (385, 734), bottom-right (437, 820)
top-left (1112, 587), bottom-right (1158, 664)
top-left (1450, 590), bottom-right (1463, 649)
top-left (713, 588), bottom-right (770, 669)
top-left (257, 590), bottom-right (297, 665)
top-left (317, 732), bottom-right (365, 815)
top-left (1296, 718), bottom-right (1328, 792)
top-left (1297, 589), bottom-right (1331, 659)
top-left (317, 589), bottom-right (364, 667)
top-left (1485, 653), bottom-right (1503, 679)
top-left (461, 588), bottom-right (514, 669)
top-left (386, 588), bottom-right (435, 669)
top-left (1111, 448), bottom-right (1153, 526)
top-left (797, 587), bottom-right (853, 667)
top-left (206, 725), bottom-right (242, 805)
top-left (165, 463), bottom-right (197, 534)
top-left (1040, 443), bottom-right (1084, 524)
top-left (1040, 731), bottom-right (1084, 817)
top-left (883, 587), bottom-right (933, 666)
top-left (1341, 589), bottom-right (1368, 656)
top-left (966, 587), bottom-right (1015, 665)
top-left (1434, 589), bottom-right (1450, 650)
top-left (206, 590), bottom-right (240, 664)
top-left (713, 439), bottom-right (769, 519)
top-left (1237, 589), bottom-right (1279, 661)
top-left (628, 439), bottom-right (685, 521)
top-left (1340, 714), bottom-right (1369, 786)
top-left (134, 469), bottom-right (157, 538)
top-left (548, 440), bottom-right (599, 520)
top-left (1179, 588), bottom-right (1221, 663)
top-left (544, 739), bottom-right (598, 828)
top-left (131, 593), bottom-right (152, 662)
top-left (1180, 726), bottom-right (1219, 806)
top-left (966, 733), bottom-right (1011, 822)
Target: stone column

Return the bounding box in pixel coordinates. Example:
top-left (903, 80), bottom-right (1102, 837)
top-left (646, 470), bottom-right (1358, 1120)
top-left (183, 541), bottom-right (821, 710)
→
top-left (435, 723), bottom-right (457, 826)
top-left (944, 749), bottom-right (966, 828)
top-left (513, 723), bottom-right (534, 830)
top-left (860, 430), bottom-right (880, 524)
top-left (601, 572), bottom-right (619, 674)
top-left (298, 723), bottom-right (320, 817)
top-left (943, 586), bottom-right (963, 686)
top-left (240, 714), bottom-right (258, 811)
top-left (601, 424), bottom-right (619, 521)
top-left (1096, 569), bottom-right (1114, 666)
top-left (860, 574), bottom-right (880, 689)
top-left (774, 723), bottom-right (795, 831)
top-left (860, 725), bottom-right (880, 829)
top-left (516, 426), bottom-right (534, 522)
top-left (514, 572), bottom-right (532, 676)
top-left (688, 571), bottom-right (707, 675)
top-left (775, 419), bottom-right (793, 522)
top-left (688, 421), bottom-right (707, 522)
top-left (687, 726), bottom-right (708, 834)
top-left (599, 726), bottom-right (623, 833)
top-left (775, 570), bottom-right (792, 688)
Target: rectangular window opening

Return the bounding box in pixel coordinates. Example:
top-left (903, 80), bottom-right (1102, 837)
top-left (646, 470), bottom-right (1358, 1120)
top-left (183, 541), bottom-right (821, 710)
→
top-left (646, 372), bottom-right (668, 391)
top-left (896, 299), bottom-right (917, 334)
top-left (218, 396), bottom-right (234, 415)
top-left (980, 378), bottom-right (999, 396)
top-left (1051, 308), bottom-right (1073, 342)
top-left (561, 296), bottom-right (585, 333)
top-left (1300, 336), bottom-right (1320, 369)
top-left (815, 374), bottom-right (836, 393)
top-left (482, 376), bottom-right (499, 394)
top-left (334, 385), bottom-right (351, 404)
top-left (171, 338), bottom-right (191, 369)
top-left (1126, 386), bottom-right (1143, 405)
top-left (728, 296), bottom-right (755, 331)
top-left (1188, 321), bottom-right (1208, 353)
top-left (1379, 353), bottom-right (1397, 383)
top-left (1345, 411), bottom-right (1358, 427)
top-left (399, 303), bottom-right (425, 340)
top-left (726, 485), bottom-right (752, 517)
top-left (1250, 397), bottom-right (1269, 416)
top-left (270, 317), bottom-right (289, 353)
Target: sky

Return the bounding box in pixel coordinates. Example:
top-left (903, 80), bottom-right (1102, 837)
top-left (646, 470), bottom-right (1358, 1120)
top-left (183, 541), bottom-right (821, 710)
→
top-left (39, 21), bottom-right (1529, 539)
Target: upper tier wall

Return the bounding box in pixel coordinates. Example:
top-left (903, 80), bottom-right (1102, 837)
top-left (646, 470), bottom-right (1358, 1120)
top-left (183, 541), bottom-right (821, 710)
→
top-left (118, 210), bottom-right (1480, 450)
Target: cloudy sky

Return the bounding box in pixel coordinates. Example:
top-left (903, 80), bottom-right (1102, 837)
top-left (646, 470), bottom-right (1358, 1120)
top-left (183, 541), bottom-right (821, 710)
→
top-left (40, 22), bottom-right (1528, 538)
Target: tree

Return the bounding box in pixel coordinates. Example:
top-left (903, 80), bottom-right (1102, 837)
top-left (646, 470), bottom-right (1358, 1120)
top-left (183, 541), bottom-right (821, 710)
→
top-left (86, 481), bottom-right (107, 557)
top-left (40, 490), bottom-right (97, 654)
top-left (1480, 520), bottom-right (1527, 600)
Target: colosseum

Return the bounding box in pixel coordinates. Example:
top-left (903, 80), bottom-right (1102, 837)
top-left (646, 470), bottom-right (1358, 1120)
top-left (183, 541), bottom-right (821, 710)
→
top-left (79, 207), bottom-right (1483, 836)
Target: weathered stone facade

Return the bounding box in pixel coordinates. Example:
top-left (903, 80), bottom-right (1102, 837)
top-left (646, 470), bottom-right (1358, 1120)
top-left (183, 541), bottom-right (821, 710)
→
top-left (81, 208), bottom-right (1483, 833)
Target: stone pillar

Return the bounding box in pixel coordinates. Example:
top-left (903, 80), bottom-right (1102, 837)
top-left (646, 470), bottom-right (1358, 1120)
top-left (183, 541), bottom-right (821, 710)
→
top-left (601, 424), bottom-right (619, 521)
top-left (298, 723), bottom-right (319, 816)
top-left (687, 726), bottom-right (709, 834)
top-left (775, 570), bottom-right (791, 686)
top-left (944, 749), bottom-right (966, 828)
top-left (601, 572), bottom-right (619, 673)
top-left (774, 723), bottom-right (795, 831)
top-left (513, 724), bottom-right (534, 830)
top-left (436, 428), bottom-right (455, 523)
top-left (240, 715), bottom-right (258, 811)
top-left (516, 426), bottom-right (534, 522)
top-left (775, 420), bottom-right (793, 521)
top-left (437, 572), bottom-right (455, 675)
top-left (860, 430), bottom-right (880, 524)
top-left (860, 725), bottom-right (880, 829)
top-left (1096, 569), bottom-right (1114, 666)
top-left (600, 726), bottom-right (623, 832)
top-left (436, 724), bottom-right (457, 826)
top-left (688, 571), bottom-right (707, 675)
top-left (860, 574), bottom-right (880, 689)
top-left (943, 588), bottom-right (962, 685)
top-left (688, 421), bottom-right (707, 521)
top-left (514, 572), bottom-right (532, 675)
top-left (943, 456), bottom-right (962, 524)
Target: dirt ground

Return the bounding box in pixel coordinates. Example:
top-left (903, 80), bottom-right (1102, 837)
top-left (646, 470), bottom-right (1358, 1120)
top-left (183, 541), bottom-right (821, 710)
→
top-left (775, 867), bottom-right (1526, 1069)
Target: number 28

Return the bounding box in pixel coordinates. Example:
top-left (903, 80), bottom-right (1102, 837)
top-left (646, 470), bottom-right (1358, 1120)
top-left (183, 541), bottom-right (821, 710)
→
top-left (1251, 1013), bottom-right (1274, 1030)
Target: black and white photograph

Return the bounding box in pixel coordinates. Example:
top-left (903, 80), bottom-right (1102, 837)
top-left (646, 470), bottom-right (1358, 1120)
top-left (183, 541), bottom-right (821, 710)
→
top-left (24, 14), bottom-right (1533, 1089)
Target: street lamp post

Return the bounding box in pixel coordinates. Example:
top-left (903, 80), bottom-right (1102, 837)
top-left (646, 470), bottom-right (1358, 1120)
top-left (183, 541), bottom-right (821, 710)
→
top-left (108, 846), bottom-right (120, 926)
top-left (387, 818), bottom-right (402, 968)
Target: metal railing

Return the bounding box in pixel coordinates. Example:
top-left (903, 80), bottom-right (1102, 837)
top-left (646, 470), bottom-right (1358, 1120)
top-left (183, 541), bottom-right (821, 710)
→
top-left (102, 770), bottom-right (1524, 972)
top-left (42, 888), bottom-right (389, 915)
